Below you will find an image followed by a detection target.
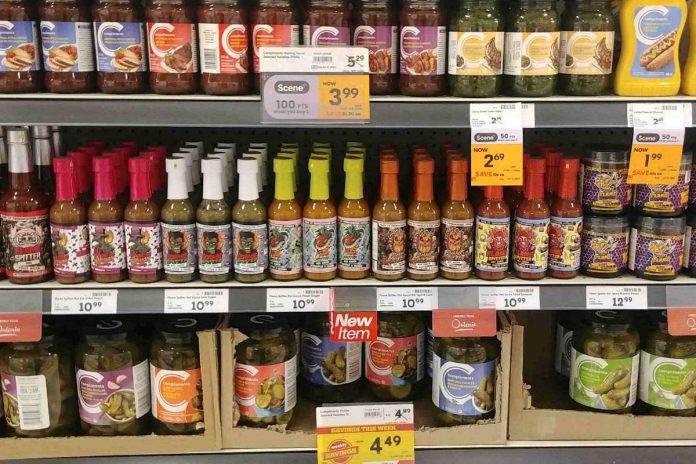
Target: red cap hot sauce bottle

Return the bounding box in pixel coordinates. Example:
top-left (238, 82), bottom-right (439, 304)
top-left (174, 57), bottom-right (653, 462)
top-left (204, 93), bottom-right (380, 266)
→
top-left (549, 158), bottom-right (582, 279)
top-left (407, 157), bottom-right (440, 281)
top-left (475, 186), bottom-right (509, 281)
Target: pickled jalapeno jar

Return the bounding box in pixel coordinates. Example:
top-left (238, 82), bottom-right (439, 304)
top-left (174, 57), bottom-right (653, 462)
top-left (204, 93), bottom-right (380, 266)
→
top-left (569, 310), bottom-right (640, 414)
top-left (0, 322), bottom-right (77, 437)
top-left (639, 311), bottom-right (696, 417)
top-left (432, 335), bottom-right (499, 426)
top-left (234, 314), bottom-right (297, 428)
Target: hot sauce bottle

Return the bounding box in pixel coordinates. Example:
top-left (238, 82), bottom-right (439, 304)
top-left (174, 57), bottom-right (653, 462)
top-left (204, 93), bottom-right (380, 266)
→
top-left (88, 156), bottom-right (127, 283)
top-left (407, 157), bottom-right (440, 281)
top-left (475, 186), bottom-right (509, 281)
top-left (197, 157), bottom-right (231, 283)
top-left (31, 126), bottom-right (55, 200)
top-left (303, 0), bottom-right (350, 47)
top-left (268, 157), bottom-right (302, 281)
top-left (549, 158), bottom-right (582, 279)
top-left (372, 156), bottom-right (406, 281)
top-left (440, 157), bottom-right (474, 280)
top-left (303, 156), bottom-right (337, 281)
top-left (338, 156), bottom-right (370, 280)
top-left (513, 158), bottom-right (550, 280)
top-left (0, 128), bottom-right (52, 284)
top-left (50, 157), bottom-right (90, 284)
top-left (251, 0), bottom-right (299, 92)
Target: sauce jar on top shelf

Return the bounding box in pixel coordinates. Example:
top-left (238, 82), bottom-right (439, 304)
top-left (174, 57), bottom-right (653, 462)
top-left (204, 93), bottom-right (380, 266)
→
top-left (634, 152), bottom-right (692, 217)
top-left (303, 0), bottom-right (350, 47)
top-left (581, 145), bottom-right (631, 215)
top-left (0, 0), bottom-right (42, 93)
top-left (629, 214), bottom-right (686, 281)
top-left (353, 0), bottom-right (398, 95)
top-left (581, 213), bottom-right (630, 278)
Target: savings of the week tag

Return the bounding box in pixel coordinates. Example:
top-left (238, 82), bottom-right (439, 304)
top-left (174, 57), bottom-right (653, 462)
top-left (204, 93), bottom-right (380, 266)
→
top-left (432, 309), bottom-right (497, 337)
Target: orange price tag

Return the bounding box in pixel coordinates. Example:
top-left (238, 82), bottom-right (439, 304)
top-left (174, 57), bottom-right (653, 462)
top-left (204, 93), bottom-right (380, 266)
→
top-left (628, 142), bottom-right (682, 185)
top-left (318, 74), bottom-right (370, 120)
top-left (471, 141), bottom-right (524, 186)
top-left (667, 308), bottom-right (696, 336)
top-left (432, 309), bottom-right (497, 337)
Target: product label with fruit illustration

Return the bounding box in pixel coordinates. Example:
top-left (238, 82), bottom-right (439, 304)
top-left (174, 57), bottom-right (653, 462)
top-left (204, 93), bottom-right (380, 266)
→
top-left (303, 216), bottom-right (337, 274)
top-left (580, 165), bottom-right (631, 212)
top-left (198, 23), bottom-right (248, 74)
top-left (162, 223), bottom-right (197, 275)
top-left (251, 24), bottom-right (300, 73)
top-left (431, 355), bottom-right (497, 416)
top-left (366, 333), bottom-right (424, 386)
top-left (560, 31), bottom-right (613, 75)
top-left (40, 21), bottom-right (95, 72)
top-left (639, 352), bottom-right (696, 410)
top-left (513, 216), bottom-right (549, 274)
top-left (94, 21), bottom-right (146, 73)
top-left (372, 219), bottom-right (407, 275)
top-left (629, 229), bottom-right (683, 277)
top-left (338, 216), bottom-right (370, 272)
top-left (301, 333), bottom-right (361, 386)
top-left (234, 358), bottom-right (297, 417)
top-left (268, 218), bottom-right (302, 275)
top-left (440, 217), bottom-right (473, 273)
top-left (400, 25), bottom-right (446, 75)
top-left (196, 223), bottom-right (231, 275)
top-left (448, 31), bottom-right (503, 76)
top-left (1, 210), bottom-right (52, 279)
top-left (570, 348), bottom-right (639, 410)
top-left (407, 219), bottom-right (439, 275)
top-left (147, 22), bottom-right (198, 73)
top-left (0, 21), bottom-right (40, 72)
top-left (88, 221), bottom-right (127, 276)
top-left (354, 25), bottom-right (397, 75)
top-left (125, 221), bottom-right (163, 276)
top-left (504, 31), bottom-right (559, 76)
top-left (1, 373), bottom-right (49, 431)
top-left (50, 223), bottom-right (90, 278)
top-left (232, 222), bottom-right (268, 275)
top-left (548, 216), bottom-right (582, 272)
top-left (150, 366), bottom-right (203, 423)
top-left (474, 216), bottom-right (509, 272)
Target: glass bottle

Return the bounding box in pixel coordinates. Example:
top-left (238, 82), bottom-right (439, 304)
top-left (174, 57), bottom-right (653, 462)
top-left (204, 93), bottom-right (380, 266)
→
top-left (474, 186), bottom-right (509, 281)
top-left (269, 156), bottom-right (302, 281)
top-left (440, 157), bottom-right (474, 280)
top-left (543, 148), bottom-right (562, 205)
top-left (338, 156), bottom-right (370, 280)
top-left (0, 0), bottom-right (42, 92)
top-left (303, 156), bottom-right (337, 281)
top-left (549, 158), bottom-right (582, 279)
top-left (303, 0), bottom-right (350, 46)
top-left (142, 151), bottom-right (165, 207)
top-left (372, 156), bottom-right (406, 281)
top-left (352, 0), bottom-right (398, 95)
top-left (408, 157), bottom-right (440, 281)
top-left (31, 126), bottom-right (55, 201)
top-left (196, 158), bottom-right (232, 282)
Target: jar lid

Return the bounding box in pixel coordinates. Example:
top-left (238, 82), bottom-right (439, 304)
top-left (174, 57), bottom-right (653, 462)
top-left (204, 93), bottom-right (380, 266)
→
top-left (590, 310), bottom-right (635, 326)
top-left (156, 317), bottom-right (202, 335)
top-left (583, 213), bottom-right (630, 229)
top-left (584, 145), bottom-right (629, 163)
top-left (633, 214), bottom-right (686, 232)
top-left (83, 318), bottom-right (129, 336)
top-left (236, 314), bottom-right (289, 334)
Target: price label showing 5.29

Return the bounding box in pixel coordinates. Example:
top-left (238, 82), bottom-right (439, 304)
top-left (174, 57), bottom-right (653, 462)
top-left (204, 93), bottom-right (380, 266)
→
top-left (164, 289), bottom-right (229, 314)
top-left (51, 290), bottom-right (118, 315)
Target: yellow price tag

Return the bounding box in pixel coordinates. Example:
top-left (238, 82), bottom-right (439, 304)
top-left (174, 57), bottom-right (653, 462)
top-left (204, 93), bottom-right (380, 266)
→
top-left (628, 143), bottom-right (682, 185)
top-left (318, 75), bottom-right (370, 120)
top-left (471, 142), bottom-right (524, 186)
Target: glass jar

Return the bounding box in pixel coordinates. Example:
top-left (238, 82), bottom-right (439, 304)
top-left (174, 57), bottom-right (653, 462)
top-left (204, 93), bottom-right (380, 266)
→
top-left (634, 152), bottom-right (692, 217)
top-left (352, 0), bottom-right (398, 95)
top-left (581, 145), bottom-right (631, 214)
top-left (629, 214), bottom-right (686, 281)
top-left (448, 0), bottom-right (503, 97)
top-left (580, 213), bottom-right (629, 277)
top-left (0, 0), bottom-right (42, 92)
top-left (303, 0), bottom-right (350, 47)
top-left (687, 211), bottom-right (696, 277)
top-left (570, 310), bottom-right (640, 414)
top-left (234, 314), bottom-right (297, 427)
top-left (553, 311), bottom-right (583, 382)
top-left (558, 0), bottom-right (615, 96)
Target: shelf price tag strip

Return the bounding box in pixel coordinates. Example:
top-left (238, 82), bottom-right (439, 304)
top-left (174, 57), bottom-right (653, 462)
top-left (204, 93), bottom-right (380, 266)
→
top-left (164, 289), bottom-right (229, 314)
top-left (585, 285), bottom-right (647, 310)
top-left (267, 288), bottom-right (332, 312)
top-left (260, 46), bottom-right (370, 123)
top-left (376, 287), bottom-right (438, 311)
top-left (478, 286), bottom-right (540, 310)
top-left (51, 289), bottom-right (118, 315)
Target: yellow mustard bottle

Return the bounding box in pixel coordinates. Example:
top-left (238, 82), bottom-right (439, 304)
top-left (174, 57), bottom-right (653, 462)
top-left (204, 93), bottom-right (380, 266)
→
top-left (681, 0), bottom-right (696, 95)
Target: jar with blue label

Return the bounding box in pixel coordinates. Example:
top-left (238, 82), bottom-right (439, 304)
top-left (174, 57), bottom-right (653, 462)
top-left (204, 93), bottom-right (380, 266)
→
top-left (0, 0), bottom-right (42, 93)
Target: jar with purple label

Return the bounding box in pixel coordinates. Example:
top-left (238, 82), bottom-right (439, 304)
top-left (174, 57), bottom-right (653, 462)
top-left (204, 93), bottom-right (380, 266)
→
top-left (686, 212), bottom-right (696, 276)
top-left (303, 0), bottom-right (350, 47)
top-left (580, 214), bottom-right (629, 278)
top-left (634, 152), bottom-right (692, 217)
top-left (629, 215), bottom-right (686, 281)
top-left (688, 156), bottom-right (696, 211)
top-left (580, 146), bottom-right (631, 215)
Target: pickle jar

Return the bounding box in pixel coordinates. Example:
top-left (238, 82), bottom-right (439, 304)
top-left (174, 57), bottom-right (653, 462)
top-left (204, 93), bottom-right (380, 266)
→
top-left (234, 314), bottom-right (297, 428)
top-left (432, 335), bottom-right (499, 426)
top-left (0, 321), bottom-right (77, 437)
top-left (553, 311), bottom-right (583, 382)
top-left (365, 312), bottom-right (425, 401)
top-left (640, 311), bottom-right (696, 416)
top-left (150, 317), bottom-right (204, 435)
top-left (300, 313), bottom-right (362, 403)
top-left (569, 311), bottom-right (640, 414)
top-left (75, 319), bottom-right (151, 436)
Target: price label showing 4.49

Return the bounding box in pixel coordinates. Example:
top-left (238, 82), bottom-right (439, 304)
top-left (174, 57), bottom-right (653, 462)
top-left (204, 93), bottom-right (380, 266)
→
top-left (51, 290), bottom-right (118, 315)
top-left (164, 289), bottom-right (229, 314)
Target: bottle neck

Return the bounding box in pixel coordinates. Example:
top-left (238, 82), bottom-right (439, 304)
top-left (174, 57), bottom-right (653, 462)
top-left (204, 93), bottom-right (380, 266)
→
top-left (203, 173), bottom-right (224, 200)
top-left (414, 172), bottom-right (433, 202)
top-left (8, 143), bottom-right (34, 189)
top-left (524, 171), bottom-right (545, 200)
top-left (130, 171), bottom-right (151, 202)
top-left (55, 173), bottom-right (77, 201)
top-left (167, 167), bottom-right (189, 201)
top-left (33, 138), bottom-right (53, 167)
top-left (380, 172), bottom-right (399, 201)
top-left (449, 172), bottom-right (467, 201)
top-left (239, 171), bottom-right (260, 202)
top-left (557, 170), bottom-right (578, 200)
top-left (274, 170), bottom-right (294, 201)
top-left (310, 171), bottom-right (330, 201)
top-left (344, 170), bottom-right (364, 200)
top-left (94, 173), bottom-right (116, 201)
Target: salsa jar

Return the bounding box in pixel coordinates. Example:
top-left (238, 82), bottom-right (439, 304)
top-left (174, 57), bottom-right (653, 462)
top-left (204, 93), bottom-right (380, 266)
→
top-left (353, 0), bottom-right (398, 95)
top-left (303, 0), bottom-right (350, 47)
top-left (504, 0), bottom-right (560, 97)
top-left (39, 0), bottom-right (96, 93)
top-left (146, 0), bottom-right (199, 94)
top-left (198, 0), bottom-right (251, 95)
top-left (640, 311), bottom-right (696, 417)
top-left (92, 0), bottom-right (147, 93)
top-left (0, 0), bottom-right (42, 92)
top-left (634, 152), bottom-right (692, 217)
top-left (448, 0), bottom-right (503, 98)
top-left (629, 214), bottom-right (686, 281)
top-left (399, 0), bottom-right (446, 96)
top-left (581, 145), bottom-right (631, 215)
top-left (581, 213), bottom-right (629, 278)
top-left (558, 0), bottom-right (614, 96)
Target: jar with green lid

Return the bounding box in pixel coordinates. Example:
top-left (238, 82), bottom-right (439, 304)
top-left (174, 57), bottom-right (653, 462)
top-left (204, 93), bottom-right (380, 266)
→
top-left (300, 313), bottom-right (362, 403)
top-left (629, 215), bottom-right (686, 281)
top-left (448, 0), bottom-right (504, 97)
top-left (569, 310), bottom-right (640, 413)
top-left (0, 322), bottom-right (77, 437)
top-left (75, 319), bottom-right (151, 436)
top-left (504, 0), bottom-right (560, 97)
top-left (365, 312), bottom-right (425, 401)
top-left (558, 0), bottom-right (615, 95)
top-left (150, 317), bottom-right (204, 435)
top-left (639, 311), bottom-right (696, 416)
top-left (234, 314), bottom-right (297, 428)
top-left (432, 335), bottom-right (499, 426)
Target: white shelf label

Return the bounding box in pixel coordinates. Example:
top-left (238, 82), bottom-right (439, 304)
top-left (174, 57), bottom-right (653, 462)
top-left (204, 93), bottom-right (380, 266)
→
top-left (627, 102), bottom-right (691, 128)
top-left (267, 288), bottom-right (331, 312)
top-left (478, 287), bottom-right (540, 310)
top-left (164, 288), bottom-right (229, 314)
top-left (376, 287), bottom-right (438, 311)
top-left (51, 290), bottom-right (118, 315)
top-left (586, 286), bottom-right (647, 310)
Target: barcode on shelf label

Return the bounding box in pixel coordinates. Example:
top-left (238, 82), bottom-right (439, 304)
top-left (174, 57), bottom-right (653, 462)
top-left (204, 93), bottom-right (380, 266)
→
top-left (586, 286), bottom-right (647, 310)
top-left (164, 289), bottom-right (229, 313)
top-left (16, 375), bottom-right (50, 431)
top-left (364, 409), bottom-right (382, 419)
top-left (478, 287), bottom-right (540, 310)
top-left (51, 290), bottom-right (118, 315)
top-left (376, 287), bottom-right (438, 311)
top-left (267, 288), bottom-right (331, 312)
top-left (313, 55), bottom-right (333, 63)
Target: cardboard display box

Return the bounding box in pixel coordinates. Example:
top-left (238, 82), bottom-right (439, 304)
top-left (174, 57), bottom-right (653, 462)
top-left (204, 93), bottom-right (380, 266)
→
top-left (1, 330), bottom-right (221, 460)
top-left (220, 313), bottom-right (511, 449)
top-left (509, 311), bottom-right (696, 441)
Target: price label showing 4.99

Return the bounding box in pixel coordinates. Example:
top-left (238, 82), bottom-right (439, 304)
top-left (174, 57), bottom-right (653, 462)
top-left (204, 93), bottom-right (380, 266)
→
top-left (164, 289), bottom-right (229, 314)
top-left (51, 290), bottom-right (118, 315)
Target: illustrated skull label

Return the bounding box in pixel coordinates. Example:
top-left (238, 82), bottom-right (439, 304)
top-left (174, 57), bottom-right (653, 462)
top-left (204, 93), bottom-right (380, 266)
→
top-left (1, 210), bottom-right (52, 279)
top-left (372, 219), bottom-right (407, 275)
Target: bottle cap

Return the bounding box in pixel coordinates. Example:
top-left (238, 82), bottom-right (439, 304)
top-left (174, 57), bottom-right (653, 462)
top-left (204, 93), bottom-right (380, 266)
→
top-left (414, 157), bottom-right (435, 174)
top-left (527, 157), bottom-right (546, 173)
top-left (165, 157), bottom-right (188, 200)
top-left (53, 157), bottom-right (78, 201)
top-left (173, 152), bottom-right (194, 193)
top-left (344, 156), bottom-right (364, 173)
top-left (7, 127), bottom-right (29, 144)
top-left (274, 156), bottom-right (294, 173)
top-left (31, 126), bottom-right (51, 138)
top-left (52, 157), bottom-right (73, 174)
top-left (237, 157), bottom-right (258, 175)
top-left (128, 157), bottom-right (151, 201)
top-left (309, 156), bottom-right (330, 174)
top-left (380, 157), bottom-right (399, 174)
top-left (93, 156), bottom-right (117, 201)
top-left (141, 151), bottom-right (162, 191)
top-left (450, 157), bottom-right (468, 174)
top-left (560, 158), bottom-right (580, 173)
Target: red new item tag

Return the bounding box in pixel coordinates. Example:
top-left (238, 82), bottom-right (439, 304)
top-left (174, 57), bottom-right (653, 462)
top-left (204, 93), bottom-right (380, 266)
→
top-left (432, 309), bottom-right (497, 337)
top-left (667, 308), bottom-right (696, 336)
top-left (0, 313), bottom-right (43, 342)
top-left (329, 311), bottom-right (377, 342)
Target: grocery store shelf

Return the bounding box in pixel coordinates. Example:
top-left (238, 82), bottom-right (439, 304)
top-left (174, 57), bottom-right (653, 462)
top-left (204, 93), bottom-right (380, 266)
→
top-left (3, 94), bottom-right (696, 128)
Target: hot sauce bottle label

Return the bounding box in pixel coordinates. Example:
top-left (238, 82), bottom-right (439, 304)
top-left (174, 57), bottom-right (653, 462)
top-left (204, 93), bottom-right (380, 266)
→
top-left (408, 219), bottom-right (439, 274)
top-left (268, 218), bottom-right (302, 275)
top-left (196, 223), bottom-right (231, 275)
top-left (634, 168), bottom-right (690, 214)
top-left (432, 355), bottom-right (497, 416)
top-left (581, 229), bottom-right (629, 274)
top-left (503, 32), bottom-right (560, 76)
top-left (513, 216), bottom-right (550, 274)
top-left (252, 24), bottom-right (300, 73)
top-left (147, 22), bottom-right (198, 73)
top-left (198, 23), bottom-right (249, 74)
top-left (125, 221), bottom-right (163, 275)
top-left (302, 25), bottom-right (350, 47)
top-left (94, 21), bottom-right (146, 73)
top-left (475, 216), bottom-right (509, 272)
top-left (162, 223), bottom-right (197, 275)
top-left (0, 21), bottom-right (41, 72)
top-left (89, 221), bottom-right (127, 275)
top-left (354, 25), bottom-right (397, 75)
top-left (560, 31), bottom-right (614, 75)
top-left (400, 26), bottom-right (446, 75)
top-left (234, 358), bottom-right (297, 418)
top-left (580, 165), bottom-right (631, 212)
top-left (366, 333), bottom-right (424, 386)
top-left (0, 372), bottom-right (50, 431)
top-left (50, 223), bottom-right (90, 278)
top-left (232, 222), bottom-right (268, 275)
top-left (1, 210), bottom-right (52, 279)
top-left (440, 217), bottom-right (474, 273)
top-left (301, 333), bottom-right (362, 386)
top-left (548, 216), bottom-right (582, 272)
top-left (448, 31), bottom-right (503, 76)
top-left (338, 216), bottom-right (370, 272)
top-left (303, 216), bottom-right (337, 273)
top-left (629, 229), bottom-right (683, 277)
top-left (372, 219), bottom-right (407, 275)
top-left (40, 21), bottom-right (95, 72)
top-left (150, 366), bottom-right (203, 424)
